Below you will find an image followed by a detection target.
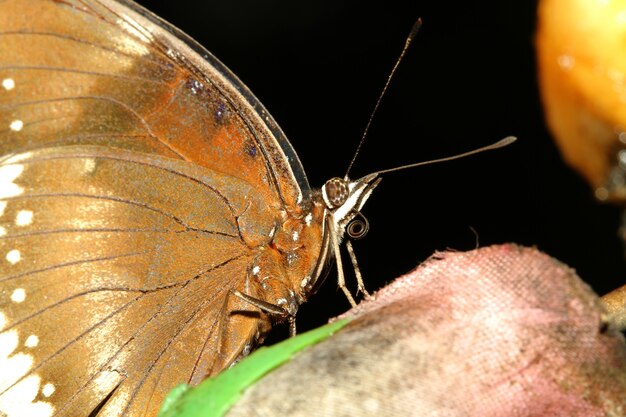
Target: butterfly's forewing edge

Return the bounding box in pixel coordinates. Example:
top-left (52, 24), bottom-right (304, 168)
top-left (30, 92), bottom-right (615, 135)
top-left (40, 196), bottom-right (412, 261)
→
top-left (106, 0), bottom-right (313, 210)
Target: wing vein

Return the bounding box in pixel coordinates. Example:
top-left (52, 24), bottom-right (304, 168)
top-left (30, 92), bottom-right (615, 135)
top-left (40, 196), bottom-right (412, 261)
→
top-left (0, 31), bottom-right (168, 68)
top-left (0, 95), bottom-right (188, 160)
top-left (120, 259), bottom-right (246, 416)
top-left (1, 227), bottom-right (175, 237)
top-left (0, 293), bottom-right (144, 397)
top-left (1, 133), bottom-right (169, 159)
top-left (12, 154), bottom-right (242, 230)
top-left (0, 251), bottom-right (145, 284)
top-left (51, 254), bottom-right (245, 416)
top-left (0, 193), bottom-right (238, 238)
top-left (0, 65), bottom-right (170, 86)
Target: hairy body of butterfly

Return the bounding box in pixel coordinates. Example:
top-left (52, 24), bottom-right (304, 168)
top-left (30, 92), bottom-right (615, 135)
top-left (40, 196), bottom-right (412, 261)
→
top-left (0, 1), bottom-right (379, 416)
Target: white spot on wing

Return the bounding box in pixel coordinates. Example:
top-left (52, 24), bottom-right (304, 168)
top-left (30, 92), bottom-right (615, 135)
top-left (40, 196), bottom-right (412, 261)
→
top-left (0, 165), bottom-right (24, 198)
top-left (0, 227), bottom-right (6, 237)
top-left (24, 335), bottom-right (38, 348)
top-left (292, 230), bottom-right (299, 242)
top-left (2, 78), bottom-right (15, 91)
top-left (41, 383), bottom-right (55, 397)
top-left (9, 120), bottom-right (23, 132)
top-left (251, 265), bottom-right (260, 275)
top-left (0, 330), bottom-right (33, 391)
top-left (10, 288), bottom-right (25, 303)
top-left (0, 331), bottom-right (54, 417)
top-left (15, 210), bottom-right (33, 227)
top-left (0, 330), bottom-right (18, 361)
top-left (0, 312), bottom-right (6, 330)
top-left (305, 213), bottom-right (313, 226)
top-left (6, 249), bottom-right (21, 265)
top-left (0, 201), bottom-right (7, 216)
top-left (3, 153), bottom-right (32, 164)
top-left (0, 374), bottom-right (54, 417)
top-left (83, 158), bottom-right (96, 174)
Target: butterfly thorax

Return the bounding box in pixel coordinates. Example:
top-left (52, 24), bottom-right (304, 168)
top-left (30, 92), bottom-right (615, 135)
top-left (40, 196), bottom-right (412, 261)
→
top-left (247, 199), bottom-right (326, 317)
top-left (241, 171), bottom-right (381, 329)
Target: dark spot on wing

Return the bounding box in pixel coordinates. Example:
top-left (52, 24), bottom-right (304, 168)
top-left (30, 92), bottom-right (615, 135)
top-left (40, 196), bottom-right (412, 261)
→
top-left (215, 102), bottom-right (227, 124)
top-left (243, 139), bottom-right (257, 158)
top-left (186, 78), bottom-right (205, 95)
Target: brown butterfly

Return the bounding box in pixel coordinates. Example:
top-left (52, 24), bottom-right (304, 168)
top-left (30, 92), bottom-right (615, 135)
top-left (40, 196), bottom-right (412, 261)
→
top-left (0, 1), bottom-right (516, 416)
top-left (0, 1), bottom-right (383, 416)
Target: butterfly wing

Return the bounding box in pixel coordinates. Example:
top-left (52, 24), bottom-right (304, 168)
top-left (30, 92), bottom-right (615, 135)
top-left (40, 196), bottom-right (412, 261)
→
top-left (0, 0), bottom-right (311, 416)
top-left (0, 0), bottom-right (310, 210)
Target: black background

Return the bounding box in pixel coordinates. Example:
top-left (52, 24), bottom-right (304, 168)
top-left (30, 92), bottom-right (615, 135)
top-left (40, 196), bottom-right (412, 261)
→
top-left (136, 0), bottom-right (626, 337)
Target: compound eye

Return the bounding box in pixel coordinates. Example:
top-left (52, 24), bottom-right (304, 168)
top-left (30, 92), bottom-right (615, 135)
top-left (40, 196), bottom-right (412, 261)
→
top-left (323, 177), bottom-right (349, 208)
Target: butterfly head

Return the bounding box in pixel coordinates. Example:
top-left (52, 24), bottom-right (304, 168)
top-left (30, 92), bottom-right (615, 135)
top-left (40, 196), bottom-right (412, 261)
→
top-left (321, 173), bottom-right (381, 239)
top-left (300, 173), bottom-right (381, 297)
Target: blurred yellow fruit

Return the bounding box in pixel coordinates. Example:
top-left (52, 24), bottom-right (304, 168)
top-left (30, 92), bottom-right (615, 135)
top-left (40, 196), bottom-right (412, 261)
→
top-left (537, 0), bottom-right (626, 200)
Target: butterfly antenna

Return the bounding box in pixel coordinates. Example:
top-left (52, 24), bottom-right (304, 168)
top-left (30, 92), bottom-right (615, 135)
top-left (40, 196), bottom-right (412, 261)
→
top-left (344, 18), bottom-right (423, 179)
top-left (372, 136), bottom-right (517, 175)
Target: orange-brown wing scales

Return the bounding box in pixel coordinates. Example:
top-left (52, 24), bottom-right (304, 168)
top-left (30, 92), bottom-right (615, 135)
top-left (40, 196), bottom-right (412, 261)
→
top-left (0, 0), bottom-right (309, 415)
top-left (0, 0), bottom-right (286, 208)
top-left (0, 146), bottom-right (278, 416)
top-left (90, 259), bottom-right (265, 417)
top-left (0, 5), bottom-right (180, 156)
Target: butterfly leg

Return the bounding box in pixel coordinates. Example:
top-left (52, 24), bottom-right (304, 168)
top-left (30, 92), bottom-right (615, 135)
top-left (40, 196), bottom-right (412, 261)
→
top-left (329, 221), bottom-right (358, 308)
top-left (232, 290), bottom-right (297, 336)
top-left (215, 290), bottom-right (234, 356)
top-left (345, 240), bottom-right (370, 298)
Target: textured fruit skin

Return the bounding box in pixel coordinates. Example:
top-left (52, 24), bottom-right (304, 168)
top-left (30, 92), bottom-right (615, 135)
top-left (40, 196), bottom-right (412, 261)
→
top-left (224, 245), bottom-right (626, 417)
